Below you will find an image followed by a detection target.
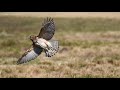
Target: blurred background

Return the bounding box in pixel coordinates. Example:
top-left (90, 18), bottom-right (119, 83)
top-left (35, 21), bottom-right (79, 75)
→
top-left (0, 12), bottom-right (120, 78)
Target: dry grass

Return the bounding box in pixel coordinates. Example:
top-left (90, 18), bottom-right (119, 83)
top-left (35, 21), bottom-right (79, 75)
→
top-left (0, 15), bottom-right (120, 78)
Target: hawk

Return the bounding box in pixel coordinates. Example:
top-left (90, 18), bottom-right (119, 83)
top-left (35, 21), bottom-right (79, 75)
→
top-left (17, 17), bottom-right (59, 64)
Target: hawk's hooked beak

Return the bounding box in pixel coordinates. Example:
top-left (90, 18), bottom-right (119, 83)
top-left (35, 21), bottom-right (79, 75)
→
top-left (29, 35), bottom-right (38, 43)
top-left (29, 35), bottom-right (34, 40)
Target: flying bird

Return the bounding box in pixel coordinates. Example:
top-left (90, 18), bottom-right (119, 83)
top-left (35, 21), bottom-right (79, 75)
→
top-left (17, 17), bottom-right (59, 64)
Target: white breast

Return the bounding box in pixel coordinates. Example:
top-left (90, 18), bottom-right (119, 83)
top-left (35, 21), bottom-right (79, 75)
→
top-left (35, 38), bottom-right (52, 50)
top-left (37, 41), bottom-right (47, 48)
top-left (39, 38), bottom-right (52, 48)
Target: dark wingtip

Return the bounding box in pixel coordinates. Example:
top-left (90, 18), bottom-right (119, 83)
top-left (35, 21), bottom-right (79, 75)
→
top-left (17, 57), bottom-right (24, 65)
top-left (17, 59), bottom-right (22, 65)
top-left (17, 63), bottom-right (20, 65)
top-left (17, 59), bottom-right (26, 65)
top-left (46, 17), bottom-right (53, 21)
top-left (42, 17), bottom-right (54, 26)
top-left (17, 61), bottom-right (20, 65)
top-left (46, 17), bottom-right (49, 21)
top-left (17, 58), bottom-right (20, 64)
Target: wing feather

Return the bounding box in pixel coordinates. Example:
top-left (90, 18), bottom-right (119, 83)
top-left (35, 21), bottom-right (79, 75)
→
top-left (17, 46), bottom-right (43, 64)
top-left (38, 17), bottom-right (55, 40)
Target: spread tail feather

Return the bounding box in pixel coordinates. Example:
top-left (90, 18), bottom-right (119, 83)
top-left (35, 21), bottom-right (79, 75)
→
top-left (45, 40), bottom-right (59, 57)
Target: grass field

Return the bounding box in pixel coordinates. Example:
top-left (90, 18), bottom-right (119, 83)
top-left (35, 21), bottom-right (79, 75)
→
top-left (1, 15), bottom-right (120, 78)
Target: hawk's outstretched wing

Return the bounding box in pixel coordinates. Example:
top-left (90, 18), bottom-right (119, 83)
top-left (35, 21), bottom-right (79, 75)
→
top-left (17, 45), bottom-right (43, 64)
top-left (38, 17), bottom-right (55, 41)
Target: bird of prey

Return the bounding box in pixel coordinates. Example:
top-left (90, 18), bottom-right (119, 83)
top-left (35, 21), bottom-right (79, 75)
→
top-left (17, 17), bottom-right (59, 64)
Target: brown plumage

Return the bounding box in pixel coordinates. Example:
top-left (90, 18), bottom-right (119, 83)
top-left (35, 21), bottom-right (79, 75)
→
top-left (38, 17), bottom-right (55, 40)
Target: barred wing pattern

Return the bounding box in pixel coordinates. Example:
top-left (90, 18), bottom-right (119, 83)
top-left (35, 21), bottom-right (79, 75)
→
top-left (17, 46), bottom-right (43, 64)
top-left (38, 17), bottom-right (55, 40)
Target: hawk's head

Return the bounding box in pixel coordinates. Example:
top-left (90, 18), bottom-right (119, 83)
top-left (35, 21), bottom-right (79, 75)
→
top-left (29, 35), bottom-right (38, 43)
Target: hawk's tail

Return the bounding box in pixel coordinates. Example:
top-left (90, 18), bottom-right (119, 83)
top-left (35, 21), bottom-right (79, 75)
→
top-left (45, 40), bottom-right (59, 57)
